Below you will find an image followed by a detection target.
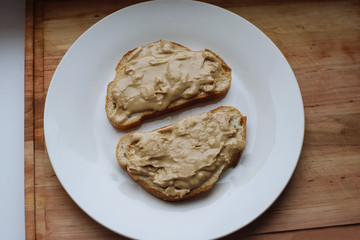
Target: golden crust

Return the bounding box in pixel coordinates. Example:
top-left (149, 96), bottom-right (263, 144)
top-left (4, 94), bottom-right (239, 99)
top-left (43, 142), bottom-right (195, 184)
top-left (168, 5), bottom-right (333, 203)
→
top-left (105, 41), bottom-right (232, 130)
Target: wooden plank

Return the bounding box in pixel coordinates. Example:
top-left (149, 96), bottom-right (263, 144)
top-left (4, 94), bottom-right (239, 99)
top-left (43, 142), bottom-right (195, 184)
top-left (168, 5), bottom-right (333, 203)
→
top-left (227, 0), bottom-right (360, 107)
top-left (34, 0), bottom-right (46, 239)
top-left (27, 0), bottom-right (360, 238)
top-left (228, 224), bottom-right (360, 240)
top-left (24, 0), bottom-right (35, 239)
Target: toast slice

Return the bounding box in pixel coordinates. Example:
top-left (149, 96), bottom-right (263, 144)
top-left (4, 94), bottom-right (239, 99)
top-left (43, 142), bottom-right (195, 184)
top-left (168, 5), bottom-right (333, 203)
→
top-left (106, 40), bottom-right (232, 130)
top-left (116, 106), bottom-right (246, 201)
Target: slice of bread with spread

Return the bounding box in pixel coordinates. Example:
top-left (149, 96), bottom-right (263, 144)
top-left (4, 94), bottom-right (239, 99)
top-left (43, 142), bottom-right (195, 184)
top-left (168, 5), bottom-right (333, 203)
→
top-left (116, 106), bottom-right (246, 201)
top-left (106, 40), bottom-right (232, 129)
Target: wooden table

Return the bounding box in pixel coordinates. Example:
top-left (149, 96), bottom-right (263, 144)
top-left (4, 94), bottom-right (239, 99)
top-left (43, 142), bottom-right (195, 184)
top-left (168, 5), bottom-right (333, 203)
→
top-left (24, 0), bottom-right (360, 239)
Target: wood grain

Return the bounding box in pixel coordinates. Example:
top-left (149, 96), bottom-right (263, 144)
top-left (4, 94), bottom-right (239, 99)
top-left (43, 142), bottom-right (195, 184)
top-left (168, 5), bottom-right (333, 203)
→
top-left (24, 0), bottom-right (35, 239)
top-left (34, 0), bottom-right (46, 239)
top-left (25, 0), bottom-right (360, 239)
top-left (235, 224), bottom-right (360, 240)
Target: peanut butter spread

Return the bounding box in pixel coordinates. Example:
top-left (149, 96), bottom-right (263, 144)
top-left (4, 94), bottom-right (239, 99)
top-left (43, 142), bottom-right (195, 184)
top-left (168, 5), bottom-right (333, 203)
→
top-left (125, 110), bottom-right (246, 198)
top-left (108, 40), bottom-right (227, 124)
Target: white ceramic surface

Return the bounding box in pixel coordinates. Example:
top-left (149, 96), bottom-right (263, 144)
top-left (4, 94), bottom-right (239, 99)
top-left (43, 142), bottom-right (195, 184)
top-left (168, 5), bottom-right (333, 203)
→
top-left (44, 1), bottom-right (304, 239)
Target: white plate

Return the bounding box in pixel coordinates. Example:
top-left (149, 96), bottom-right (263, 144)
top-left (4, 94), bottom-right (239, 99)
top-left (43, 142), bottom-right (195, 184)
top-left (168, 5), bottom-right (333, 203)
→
top-left (44, 1), bottom-right (304, 239)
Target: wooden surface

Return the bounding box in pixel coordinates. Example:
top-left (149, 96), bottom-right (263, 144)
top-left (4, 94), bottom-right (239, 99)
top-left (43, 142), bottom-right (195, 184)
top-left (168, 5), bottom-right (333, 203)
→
top-left (24, 0), bottom-right (360, 239)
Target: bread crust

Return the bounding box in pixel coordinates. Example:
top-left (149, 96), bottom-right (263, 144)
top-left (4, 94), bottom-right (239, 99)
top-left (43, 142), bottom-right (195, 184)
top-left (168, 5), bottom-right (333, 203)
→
top-left (116, 106), bottom-right (247, 201)
top-left (106, 41), bottom-right (232, 130)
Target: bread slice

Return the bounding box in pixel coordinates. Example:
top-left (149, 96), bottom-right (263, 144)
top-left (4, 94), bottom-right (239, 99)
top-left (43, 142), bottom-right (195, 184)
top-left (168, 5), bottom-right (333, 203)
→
top-left (106, 40), bottom-right (232, 130)
top-left (116, 106), bottom-right (246, 201)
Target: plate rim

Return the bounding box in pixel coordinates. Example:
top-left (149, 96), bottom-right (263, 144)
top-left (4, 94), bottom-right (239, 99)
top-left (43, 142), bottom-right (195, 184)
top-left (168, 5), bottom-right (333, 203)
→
top-left (44, 1), bottom-right (305, 239)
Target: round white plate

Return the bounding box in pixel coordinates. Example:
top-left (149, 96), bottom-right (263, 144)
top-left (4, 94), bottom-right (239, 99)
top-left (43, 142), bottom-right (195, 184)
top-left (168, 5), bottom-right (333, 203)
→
top-left (44, 1), bottom-right (304, 239)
